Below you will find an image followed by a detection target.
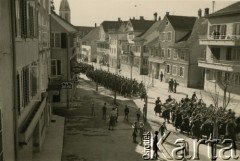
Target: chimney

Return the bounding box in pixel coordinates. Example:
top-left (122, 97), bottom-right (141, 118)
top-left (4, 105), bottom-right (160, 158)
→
top-left (204, 8), bottom-right (209, 16)
top-left (118, 17), bottom-right (121, 22)
top-left (154, 12), bottom-right (158, 21)
top-left (133, 17), bottom-right (135, 20)
top-left (140, 16), bottom-right (144, 20)
top-left (95, 23), bottom-right (97, 28)
top-left (166, 12), bottom-right (169, 16)
top-left (158, 16), bottom-right (161, 21)
top-left (198, 9), bottom-right (202, 18)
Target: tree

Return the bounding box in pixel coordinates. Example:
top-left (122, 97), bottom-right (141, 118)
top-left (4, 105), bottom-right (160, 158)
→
top-left (207, 71), bottom-right (234, 161)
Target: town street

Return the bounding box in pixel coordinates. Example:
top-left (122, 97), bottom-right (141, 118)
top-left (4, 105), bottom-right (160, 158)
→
top-left (59, 71), bottom-right (240, 161)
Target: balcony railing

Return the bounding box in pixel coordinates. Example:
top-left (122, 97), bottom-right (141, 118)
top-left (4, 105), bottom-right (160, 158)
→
top-left (199, 35), bottom-right (240, 41)
top-left (198, 58), bottom-right (240, 66)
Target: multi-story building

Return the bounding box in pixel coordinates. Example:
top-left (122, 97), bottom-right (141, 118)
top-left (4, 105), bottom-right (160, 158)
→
top-left (0, 1), bottom-right (15, 160)
top-left (75, 26), bottom-right (94, 62)
top-left (81, 26), bottom-right (100, 64)
top-left (165, 11), bottom-right (207, 88)
top-left (198, 2), bottom-right (240, 95)
top-left (97, 20), bottom-right (122, 65)
top-left (120, 16), bottom-right (155, 76)
top-left (156, 12), bottom-right (206, 87)
top-left (0, 0), bottom-right (52, 160)
top-left (50, 11), bottom-right (77, 106)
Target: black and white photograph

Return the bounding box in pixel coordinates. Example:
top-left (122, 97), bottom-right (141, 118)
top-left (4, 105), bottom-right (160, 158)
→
top-left (0, 0), bottom-right (240, 160)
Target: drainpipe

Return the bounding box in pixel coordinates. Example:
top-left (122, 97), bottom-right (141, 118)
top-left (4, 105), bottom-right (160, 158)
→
top-left (10, 0), bottom-right (19, 160)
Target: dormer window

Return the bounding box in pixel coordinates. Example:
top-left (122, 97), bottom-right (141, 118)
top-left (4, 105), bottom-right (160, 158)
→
top-left (166, 21), bottom-right (169, 26)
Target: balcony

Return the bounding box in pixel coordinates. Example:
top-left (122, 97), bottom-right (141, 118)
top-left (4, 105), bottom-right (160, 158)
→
top-left (199, 35), bottom-right (240, 46)
top-left (198, 58), bottom-right (240, 72)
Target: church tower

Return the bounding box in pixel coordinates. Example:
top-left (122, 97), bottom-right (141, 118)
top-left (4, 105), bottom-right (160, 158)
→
top-left (59, 0), bottom-right (71, 23)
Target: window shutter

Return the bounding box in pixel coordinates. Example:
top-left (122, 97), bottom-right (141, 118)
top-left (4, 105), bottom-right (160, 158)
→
top-left (17, 74), bottom-right (21, 114)
top-left (20, 0), bottom-right (27, 38)
top-left (57, 60), bottom-right (61, 75)
top-left (61, 33), bottom-right (67, 48)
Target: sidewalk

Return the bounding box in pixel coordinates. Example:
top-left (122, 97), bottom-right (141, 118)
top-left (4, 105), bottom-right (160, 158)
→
top-left (33, 115), bottom-right (65, 161)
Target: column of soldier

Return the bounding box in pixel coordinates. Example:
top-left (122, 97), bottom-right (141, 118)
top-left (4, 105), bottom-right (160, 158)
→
top-left (86, 68), bottom-right (146, 98)
top-left (157, 93), bottom-right (240, 142)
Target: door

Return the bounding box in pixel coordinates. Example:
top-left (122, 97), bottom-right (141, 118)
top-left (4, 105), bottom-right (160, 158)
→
top-left (211, 48), bottom-right (220, 60)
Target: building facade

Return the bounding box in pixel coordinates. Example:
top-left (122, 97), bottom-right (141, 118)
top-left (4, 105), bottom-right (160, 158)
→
top-left (1, 0), bottom-right (53, 160)
top-left (120, 17), bottom-right (155, 77)
top-left (50, 11), bottom-right (77, 106)
top-left (97, 20), bottom-right (122, 66)
top-left (0, 0), bottom-right (15, 160)
top-left (198, 2), bottom-right (240, 95)
top-left (81, 26), bottom-right (100, 63)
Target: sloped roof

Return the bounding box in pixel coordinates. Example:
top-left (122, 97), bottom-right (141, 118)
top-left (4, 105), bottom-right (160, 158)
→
top-left (130, 19), bottom-right (155, 31)
top-left (140, 20), bottom-right (162, 38)
top-left (167, 15), bottom-right (197, 31)
top-left (51, 11), bottom-right (77, 33)
top-left (170, 18), bottom-right (208, 48)
top-left (207, 2), bottom-right (240, 17)
top-left (145, 37), bottom-right (159, 47)
top-left (81, 27), bottom-right (100, 41)
top-left (101, 21), bottom-right (123, 33)
top-left (75, 26), bottom-right (94, 38)
top-left (59, 0), bottom-right (70, 11)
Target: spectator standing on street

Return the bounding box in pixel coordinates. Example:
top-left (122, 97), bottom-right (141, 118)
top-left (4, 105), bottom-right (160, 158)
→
top-left (168, 78), bottom-right (174, 92)
top-left (102, 103), bottom-right (107, 120)
top-left (91, 103), bottom-right (96, 116)
top-left (159, 122), bottom-right (167, 137)
top-left (139, 122), bottom-right (145, 145)
top-left (124, 105), bottom-right (129, 121)
top-left (173, 80), bottom-right (179, 93)
top-left (109, 108), bottom-right (117, 130)
top-left (152, 131), bottom-right (160, 159)
top-left (132, 122), bottom-right (138, 143)
top-left (160, 72), bottom-right (164, 82)
top-left (136, 108), bottom-right (141, 122)
top-left (143, 104), bottom-right (147, 122)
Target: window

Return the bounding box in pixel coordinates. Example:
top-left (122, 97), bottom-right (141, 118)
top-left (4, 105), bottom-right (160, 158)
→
top-left (172, 65), bottom-right (177, 75)
top-left (15, 0), bottom-right (21, 37)
top-left (22, 66), bottom-right (30, 107)
top-left (232, 48), bottom-right (240, 60)
top-left (166, 64), bottom-right (171, 74)
top-left (233, 23), bottom-right (240, 35)
top-left (51, 60), bottom-right (61, 76)
top-left (179, 50), bottom-right (185, 60)
top-left (173, 49), bottom-right (178, 59)
top-left (30, 65), bottom-right (38, 98)
top-left (207, 70), bottom-right (216, 80)
top-left (143, 58), bottom-right (148, 65)
top-left (51, 33), bottom-right (61, 48)
top-left (128, 32), bottom-right (134, 40)
top-left (178, 67), bottom-right (184, 77)
top-left (167, 49), bottom-right (171, 59)
top-left (167, 32), bottom-right (172, 41)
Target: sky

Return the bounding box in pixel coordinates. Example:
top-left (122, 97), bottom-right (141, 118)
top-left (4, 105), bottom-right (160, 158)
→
top-left (53, 0), bottom-right (237, 27)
